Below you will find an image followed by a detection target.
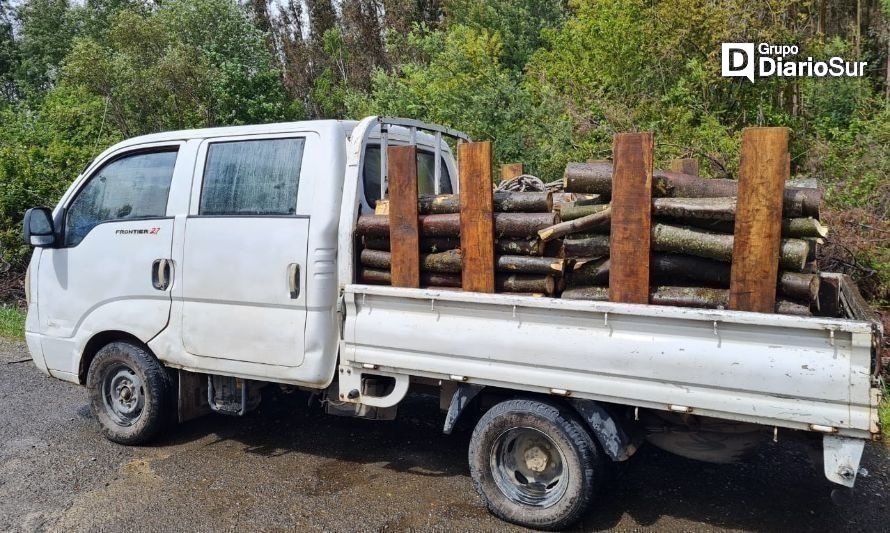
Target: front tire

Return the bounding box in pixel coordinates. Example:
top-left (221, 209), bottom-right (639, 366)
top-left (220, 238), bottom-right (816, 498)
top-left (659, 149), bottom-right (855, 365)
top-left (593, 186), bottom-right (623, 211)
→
top-left (86, 341), bottom-right (173, 445)
top-left (468, 398), bottom-right (604, 530)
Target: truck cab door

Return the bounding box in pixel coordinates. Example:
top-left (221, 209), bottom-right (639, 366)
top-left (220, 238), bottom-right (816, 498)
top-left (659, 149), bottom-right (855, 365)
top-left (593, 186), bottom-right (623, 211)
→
top-left (35, 144), bottom-right (183, 377)
top-left (178, 135), bottom-right (310, 367)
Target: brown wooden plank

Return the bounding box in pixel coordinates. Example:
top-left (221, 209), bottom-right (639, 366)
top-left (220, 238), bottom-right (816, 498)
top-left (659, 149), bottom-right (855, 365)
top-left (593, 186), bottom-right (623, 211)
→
top-left (729, 127), bottom-right (789, 312)
top-left (669, 158), bottom-right (699, 176)
top-left (387, 145), bottom-right (420, 288)
top-left (500, 163), bottom-right (523, 183)
top-left (458, 141), bottom-right (495, 293)
top-left (609, 133), bottom-right (653, 304)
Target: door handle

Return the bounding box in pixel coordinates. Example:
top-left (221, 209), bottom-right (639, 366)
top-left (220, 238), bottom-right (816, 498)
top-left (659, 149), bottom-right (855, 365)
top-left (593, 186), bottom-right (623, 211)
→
top-left (287, 263), bottom-right (300, 299)
top-left (152, 259), bottom-right (172, 291)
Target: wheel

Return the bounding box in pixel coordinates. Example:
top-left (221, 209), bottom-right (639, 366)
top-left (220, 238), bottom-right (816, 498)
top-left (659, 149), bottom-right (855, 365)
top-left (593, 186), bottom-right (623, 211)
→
top-left (468, 398), bottom-right (604, 530)
top-left (86, 341), bottom-right (173, 445)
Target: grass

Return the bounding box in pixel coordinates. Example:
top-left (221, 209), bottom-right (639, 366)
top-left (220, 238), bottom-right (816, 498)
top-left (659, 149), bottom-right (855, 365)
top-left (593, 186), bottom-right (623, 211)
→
top-left (881, 384), bottom-right (890, 440)
top-left (0, 304), bottom-right (25, 339)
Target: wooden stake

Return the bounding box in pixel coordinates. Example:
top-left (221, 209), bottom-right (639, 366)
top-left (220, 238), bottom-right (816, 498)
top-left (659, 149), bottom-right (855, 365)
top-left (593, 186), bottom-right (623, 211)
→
top-left (387, 145), bottom-right (420, 288)
top-left (669, 158), bottom-right (699, 176)
top-left (459, 142), bottom-right (496, 293)
top-left (729, 127), bottom-right (789, 312)
top-left (500, 163), bottom-right (524, 182)
top-left (609, 133), bottom-right (653, 304)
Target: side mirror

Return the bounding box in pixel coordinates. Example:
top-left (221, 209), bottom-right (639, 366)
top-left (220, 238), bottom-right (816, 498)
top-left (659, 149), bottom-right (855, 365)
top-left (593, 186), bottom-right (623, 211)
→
top-left (22, 207), bottom-right (56, 247)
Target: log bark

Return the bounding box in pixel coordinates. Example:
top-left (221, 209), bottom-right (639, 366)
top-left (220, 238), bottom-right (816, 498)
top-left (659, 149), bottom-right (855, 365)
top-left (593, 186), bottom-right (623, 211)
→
top-left (562, 284), bottom-right (812, 314)
top-left (557, 203), bottom-right (609, 221)
top-left (377, 191), bottom-right (553, 214)
top-left (652, 197), bottom-right (736, 221)
top-left (496, 274), bottom-right (556, 295)
top-left (564, 162), bottom-right (821, 217)
top-left (567, 257), bottom-right (610, 286)
top-left (359, 268), bottom-right (462, 288)
top-left (779, 272), bottom-right (820, 307)
top-left (360, 249), bottom-right (564, 275)
top-left (538, 207), bottom-right (611, 242)
top-left (357, 213), bottom-right (558, 239)
top-left (563, 235), bottom-right (610, 257)
top-left (781, 217), bottom-right (828, 238)
top-left (363, 236), bottom-right (545, 256)
top-left (651, 223), bottom-right (809, 271)
top-left (651, 253), bottom-right (731, 285)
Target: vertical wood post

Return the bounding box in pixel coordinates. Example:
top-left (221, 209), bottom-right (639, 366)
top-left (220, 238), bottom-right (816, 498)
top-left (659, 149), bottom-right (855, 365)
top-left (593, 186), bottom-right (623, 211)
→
top-left (670, 158), bottom-right (699, 176)
top-left (500, 163), bottom-right (524, 183)
top-left (729, 127), bottom-right (790, 312)
top-left (609, 132), bottom-right (653, 304)
top-left (387, 145), bottom-right (420, 288)
top-left (459, 141), bottom-right (495, 293)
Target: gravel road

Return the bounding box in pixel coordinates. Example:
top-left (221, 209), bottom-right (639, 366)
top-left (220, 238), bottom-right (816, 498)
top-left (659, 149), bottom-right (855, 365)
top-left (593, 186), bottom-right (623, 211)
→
top-left (1, 338), bottom-right (887, 532)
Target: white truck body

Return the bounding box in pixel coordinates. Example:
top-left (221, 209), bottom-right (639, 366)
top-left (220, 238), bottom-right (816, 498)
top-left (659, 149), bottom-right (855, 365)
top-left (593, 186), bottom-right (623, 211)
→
top-left (24, 116), bottom-right (882, 496)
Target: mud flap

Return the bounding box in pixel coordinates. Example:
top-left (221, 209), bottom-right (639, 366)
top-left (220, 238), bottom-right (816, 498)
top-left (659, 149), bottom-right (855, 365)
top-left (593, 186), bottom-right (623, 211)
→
top-left (568, 398), bottom-right (642, 462)
top-left (823, 435), bottom-right (865, 487)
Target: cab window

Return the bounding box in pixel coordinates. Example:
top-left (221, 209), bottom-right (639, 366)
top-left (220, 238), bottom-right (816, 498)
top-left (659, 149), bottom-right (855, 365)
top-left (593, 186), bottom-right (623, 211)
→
top-left (362, 145), bottom-right (452, 207)
top-left (65, 149), bottom-right (178, 246)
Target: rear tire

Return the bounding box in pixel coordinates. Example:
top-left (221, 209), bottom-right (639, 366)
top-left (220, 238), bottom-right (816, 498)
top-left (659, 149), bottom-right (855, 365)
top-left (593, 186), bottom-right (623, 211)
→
top-left (468, 398), bottom-right (604, 530)
top-left (86, 341), bottom-right (173, 445)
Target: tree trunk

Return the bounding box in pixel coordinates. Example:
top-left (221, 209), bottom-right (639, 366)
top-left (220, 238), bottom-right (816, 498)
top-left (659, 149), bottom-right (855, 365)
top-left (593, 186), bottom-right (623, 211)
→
top-left (651, 253), bottom-right (731, 285)
top-left (563, 162), bottom-right (821, 217)
top-left (567, 257), bottom-right (610, 286)
top-left (357, 213), bottom-right (557, 239)
top-left (652, 197), bottom-right (736, 221)
top-left (538, 207), bottom-right (611, 242)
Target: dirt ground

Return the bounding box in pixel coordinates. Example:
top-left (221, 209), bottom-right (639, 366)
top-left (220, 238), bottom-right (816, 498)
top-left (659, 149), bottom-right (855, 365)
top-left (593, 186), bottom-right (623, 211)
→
top-left (1, 338), bottom-right (888, 532)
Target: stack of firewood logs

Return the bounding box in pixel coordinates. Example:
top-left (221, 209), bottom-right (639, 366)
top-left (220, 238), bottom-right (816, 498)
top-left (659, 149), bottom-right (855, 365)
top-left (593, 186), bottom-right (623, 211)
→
top-left (554, 162), bottom-right (826, 315)
top-left (356, 191), bottom-right (564, 295)
top-left (353, 131), bottom-right (835, 317)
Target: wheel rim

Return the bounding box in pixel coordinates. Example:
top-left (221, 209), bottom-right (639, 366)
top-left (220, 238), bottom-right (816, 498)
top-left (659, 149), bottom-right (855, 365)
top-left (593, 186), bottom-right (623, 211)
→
top-left (101, 364), bottom-right (145, 426)
top-left (489, 426), bottom-right (569, 508)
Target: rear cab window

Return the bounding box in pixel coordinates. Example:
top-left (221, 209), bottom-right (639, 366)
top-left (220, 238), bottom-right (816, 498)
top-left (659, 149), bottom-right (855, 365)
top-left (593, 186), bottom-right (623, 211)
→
top-left (199, 138), bottom-right (306, 216)
top-left (362, 145), bottom-right (453, 208)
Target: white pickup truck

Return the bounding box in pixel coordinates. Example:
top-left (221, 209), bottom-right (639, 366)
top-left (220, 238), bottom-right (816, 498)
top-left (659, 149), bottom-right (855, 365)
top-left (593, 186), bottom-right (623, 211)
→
top-left (22, 116), bottom-right (883, 529)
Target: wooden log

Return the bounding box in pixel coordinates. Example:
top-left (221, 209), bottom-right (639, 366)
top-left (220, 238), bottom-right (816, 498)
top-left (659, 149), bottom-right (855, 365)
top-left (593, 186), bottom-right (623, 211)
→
top-left (651, 223), bottom-right (808, 271)
top-left (563, 235), bottom-right (610, 257)
top-left (357, 212), bottom-right (557, 239)
top-left (387, 145), bottom-right (421, 288)
top-left (560, 286), bottom-right (609, 300)
top-left (729, 127), bottom-right (789, 313)
top-left (377, 191), bottom-right (553, 214)
top-left (781, 217), bottom-right (828, 238)
top-left (779, 272), bottom-right (820, 307)
top-left (361, 248), bottom-right (563, 275)
top-left (558, 203), bottom-right (610, 221)
top-left (567, 257), bottom-right (610, 286)
top-left (363, 236), bottom-right (545, 256)
top-left (359, 267), bottom-right (462, 288)
top-left (496, 238), bottom-right (546, 256)
top-left (500, 163), bottom-right (523, 182)
top-left (652, 197), bottom-right (736, 221)
top-left (497, 274), bottom-right (556, 295)
top-left (538, 207), bottom-right (610, 242)
top-left (563, 161), bottom-right (820, 217)
top-left (670, 158), bottom-right (699, 175)
top-left (652, 253), bottom-right (730, 285)
top-left (774, 300), bottom-right (812, 316)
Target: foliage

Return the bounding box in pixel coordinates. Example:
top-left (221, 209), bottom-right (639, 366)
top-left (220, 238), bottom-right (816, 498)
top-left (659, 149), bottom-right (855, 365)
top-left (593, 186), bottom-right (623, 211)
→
top-left (0, 0), bottom-right (887, 303)
top-left (0, 304), bottom-right (24, 339)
